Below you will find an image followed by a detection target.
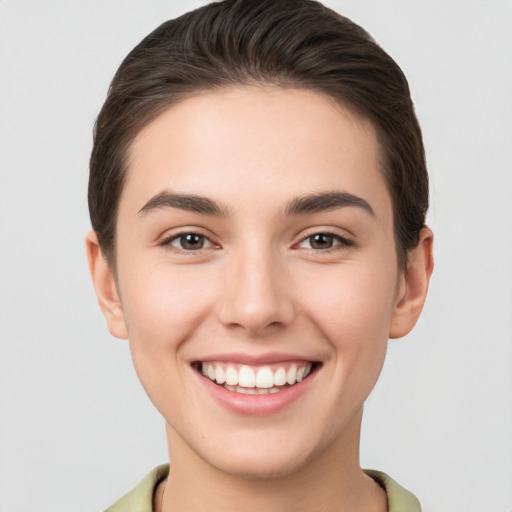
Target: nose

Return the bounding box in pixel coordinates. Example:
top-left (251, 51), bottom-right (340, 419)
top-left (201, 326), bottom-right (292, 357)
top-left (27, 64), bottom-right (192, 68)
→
top-left (215, 246), bottom-right (295, 336)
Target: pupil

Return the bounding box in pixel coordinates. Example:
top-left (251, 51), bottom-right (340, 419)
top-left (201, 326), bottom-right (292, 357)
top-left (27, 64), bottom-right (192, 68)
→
top-left (311, 234), bottom-right (333, 249)
top-left (182, 234), bottom-right (203, 250)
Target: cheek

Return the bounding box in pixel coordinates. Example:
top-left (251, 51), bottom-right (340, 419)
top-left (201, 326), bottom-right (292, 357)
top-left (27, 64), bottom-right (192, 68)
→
top-left (117, 257), bottom-right (217, 353)
top-left (288, 259), bottom-right (398, 435)
top-left (116, 260), bottom-right (218, 412)
top-left (298, 259), bottom-right (398, 353)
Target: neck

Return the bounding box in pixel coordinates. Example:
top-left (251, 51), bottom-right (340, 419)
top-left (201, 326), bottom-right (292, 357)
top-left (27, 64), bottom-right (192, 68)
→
top-left (157, 409), bottom-right (386, 512)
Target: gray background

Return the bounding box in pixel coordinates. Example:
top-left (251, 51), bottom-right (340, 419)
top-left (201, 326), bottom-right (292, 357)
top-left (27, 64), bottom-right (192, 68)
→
top-left (1, 1), bottom-right (511, 511)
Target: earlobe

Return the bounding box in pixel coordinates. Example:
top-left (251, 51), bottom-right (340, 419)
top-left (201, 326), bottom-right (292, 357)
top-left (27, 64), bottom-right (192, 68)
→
top-left (85, 231), bottom-right (128, 339)
top-left (389, 227), bottom-right (434, 339)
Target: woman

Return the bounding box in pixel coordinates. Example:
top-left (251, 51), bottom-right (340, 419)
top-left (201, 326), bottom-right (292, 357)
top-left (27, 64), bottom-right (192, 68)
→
top-left (86, 0), bottom-right (433, 510)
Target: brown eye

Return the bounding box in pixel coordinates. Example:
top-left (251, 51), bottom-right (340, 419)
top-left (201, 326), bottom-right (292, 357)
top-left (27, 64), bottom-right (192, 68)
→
top-left (298, 232), bottom-right (352, 251)
top-left (309, 233), bottom-right (335, 249)
top-left (168, 233), bottom-right (212, 251)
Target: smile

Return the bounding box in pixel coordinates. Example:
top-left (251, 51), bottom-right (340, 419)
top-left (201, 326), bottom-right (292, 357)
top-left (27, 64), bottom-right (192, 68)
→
top-left (198, 361), bottom-right (314, 395)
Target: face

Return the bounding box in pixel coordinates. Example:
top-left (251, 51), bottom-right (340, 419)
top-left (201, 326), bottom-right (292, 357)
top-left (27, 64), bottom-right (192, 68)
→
top-left (90, 87), bottom-right (429, 478)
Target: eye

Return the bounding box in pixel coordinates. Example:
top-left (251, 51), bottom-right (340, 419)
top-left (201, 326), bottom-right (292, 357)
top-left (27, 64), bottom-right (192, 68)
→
top-left (297, 232), bottom-right (352, 250)
top-left (165, 233), bottom-right (214, 251)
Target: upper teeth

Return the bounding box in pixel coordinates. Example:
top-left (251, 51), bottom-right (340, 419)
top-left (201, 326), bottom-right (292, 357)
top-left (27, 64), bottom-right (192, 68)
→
top-left (201, 362), bottom-right (312, 389)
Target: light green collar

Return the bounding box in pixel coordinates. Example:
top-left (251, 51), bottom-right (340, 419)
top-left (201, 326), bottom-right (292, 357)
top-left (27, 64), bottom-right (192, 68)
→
top-left (365, 469), bottom-right (422, 512)
top-left (105, 464), bottom-right (168, 512)
top-left (105, 464), bottom-right (421, 512)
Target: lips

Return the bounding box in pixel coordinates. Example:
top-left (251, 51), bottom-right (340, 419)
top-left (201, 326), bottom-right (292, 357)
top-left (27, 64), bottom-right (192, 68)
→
top-left (192, 357), bottom-right (320, 415)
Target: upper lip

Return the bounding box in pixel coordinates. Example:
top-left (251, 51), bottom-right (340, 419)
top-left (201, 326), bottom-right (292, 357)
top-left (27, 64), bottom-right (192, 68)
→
top-left (193, 352), bottom-right (319, 365)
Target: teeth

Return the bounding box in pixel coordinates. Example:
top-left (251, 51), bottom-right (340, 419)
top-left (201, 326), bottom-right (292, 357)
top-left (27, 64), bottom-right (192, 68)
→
top-left (239, 387), bottom-right (257, 395)
top-left (200, 361), bottom-right (314, 393)
top-left (274, 367), bottom-right (287, 386)
top-left (239, 366), bottom-right (256, 388)
top-left (255, 367), bottom-right (274, 388)
top-left (286, 366), bottom-right (297, 385)
top-left (215, 366), bottom-right (225, 384)
top-left (225, 366), bottom-right (238, 386)
top-left (223, 384), bottom-right (282, 394)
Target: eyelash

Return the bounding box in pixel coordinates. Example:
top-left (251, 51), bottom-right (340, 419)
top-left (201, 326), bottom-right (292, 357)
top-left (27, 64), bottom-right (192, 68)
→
top-left (160, 231), bottom-right (354, 254)
top-left (296, 232), bottom-right (354, 252)
top-left (160, 232), bottom-right (216, 253)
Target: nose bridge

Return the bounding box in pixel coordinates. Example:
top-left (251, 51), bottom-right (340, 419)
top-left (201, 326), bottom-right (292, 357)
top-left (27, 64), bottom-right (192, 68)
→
top-left (216, 240), bottom-right (294, 334)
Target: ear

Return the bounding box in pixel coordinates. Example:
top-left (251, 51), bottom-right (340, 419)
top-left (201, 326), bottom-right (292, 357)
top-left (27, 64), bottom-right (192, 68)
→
top-left (85, 231), bottom-right (128, 339)
top-left (389, 227), bottom-right (434, 339)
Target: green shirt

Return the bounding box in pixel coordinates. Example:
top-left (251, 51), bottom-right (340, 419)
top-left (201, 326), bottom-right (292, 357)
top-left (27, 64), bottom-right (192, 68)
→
top-left (105, 464), bottom-right (421, 512)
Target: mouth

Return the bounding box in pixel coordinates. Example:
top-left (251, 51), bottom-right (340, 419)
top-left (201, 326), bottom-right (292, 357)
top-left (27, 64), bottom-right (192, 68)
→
top-left (193, 360), bottom-right (320, 395)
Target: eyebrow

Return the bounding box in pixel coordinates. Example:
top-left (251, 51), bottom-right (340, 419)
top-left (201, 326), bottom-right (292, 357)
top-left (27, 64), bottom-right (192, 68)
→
top-left (285, 191), bottom-right (375, 217)
top-left (138, 190), bottom-right (374, 218)
top-left (138, 191), bottom-right (231, 217)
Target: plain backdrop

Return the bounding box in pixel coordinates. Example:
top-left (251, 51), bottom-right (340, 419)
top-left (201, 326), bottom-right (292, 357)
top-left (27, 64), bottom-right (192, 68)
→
top-left (1, 1), bottom-right (511, 511)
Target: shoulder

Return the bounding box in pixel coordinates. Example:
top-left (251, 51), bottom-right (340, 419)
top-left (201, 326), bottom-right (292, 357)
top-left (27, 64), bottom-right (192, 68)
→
top-left (364, 469), bottom-right (422, 512)
top-left (104, 464), bottom-right (169, 512)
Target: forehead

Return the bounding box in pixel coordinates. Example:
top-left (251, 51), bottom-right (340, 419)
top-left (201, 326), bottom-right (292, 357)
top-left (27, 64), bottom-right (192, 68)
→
top-left (123, 86), bottom-right (391, 220)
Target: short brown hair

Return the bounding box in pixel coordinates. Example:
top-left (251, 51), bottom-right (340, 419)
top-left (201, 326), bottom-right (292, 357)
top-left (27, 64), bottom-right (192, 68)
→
top-left (88, 0), bottom-right (428, 270)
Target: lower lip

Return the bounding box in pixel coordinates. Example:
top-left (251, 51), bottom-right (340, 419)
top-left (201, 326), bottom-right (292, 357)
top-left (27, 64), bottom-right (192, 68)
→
top-left (195, 369), bottom-right (316, 416)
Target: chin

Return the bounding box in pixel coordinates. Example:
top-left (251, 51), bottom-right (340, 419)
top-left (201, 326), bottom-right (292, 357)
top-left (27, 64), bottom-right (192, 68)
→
top-left (192, 425), bottom-right (333, 481)
top-left (207, 448), bottom-right (313, 480)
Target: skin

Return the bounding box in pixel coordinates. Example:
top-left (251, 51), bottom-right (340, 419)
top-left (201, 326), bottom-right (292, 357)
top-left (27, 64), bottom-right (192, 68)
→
top-left (87, 86), bottom-right (433, 512)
